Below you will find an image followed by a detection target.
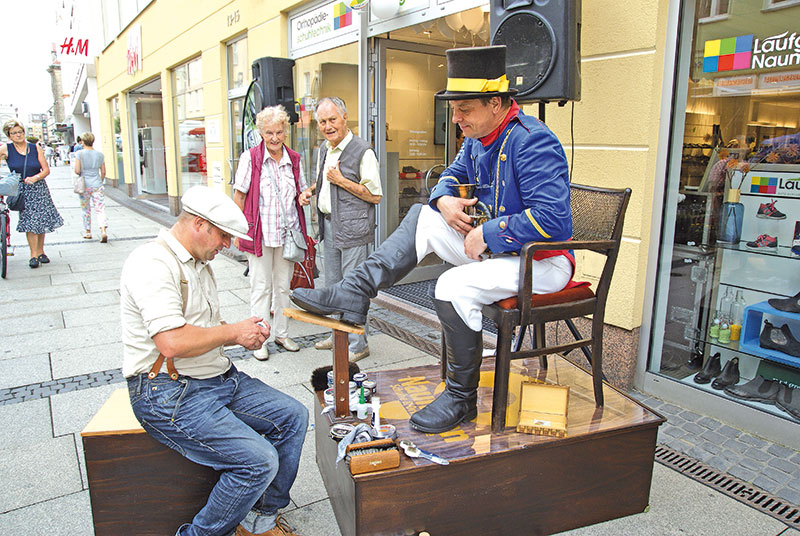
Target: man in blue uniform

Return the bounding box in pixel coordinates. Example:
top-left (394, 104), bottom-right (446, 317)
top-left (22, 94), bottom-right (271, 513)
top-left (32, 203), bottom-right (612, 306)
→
top-left (291, 45), bottom-right (575, 433)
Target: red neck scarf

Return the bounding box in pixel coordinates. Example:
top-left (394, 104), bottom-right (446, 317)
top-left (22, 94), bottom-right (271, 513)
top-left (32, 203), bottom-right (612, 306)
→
top-left (479, 100), bottom-right (520, 147)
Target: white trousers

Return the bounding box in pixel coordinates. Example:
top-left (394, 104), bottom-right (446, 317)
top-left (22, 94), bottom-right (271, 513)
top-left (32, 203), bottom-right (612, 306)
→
top-left (415, 206), bottom-right (573, 331)
top-left (246, 247), bottom-right (294, 339)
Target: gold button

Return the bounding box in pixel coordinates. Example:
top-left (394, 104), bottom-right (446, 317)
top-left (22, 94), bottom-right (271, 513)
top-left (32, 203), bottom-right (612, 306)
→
top-left (499, 205), bottom-right (505, 212)
top-left (499, 221), bottom-right (506, 230)
top-left (506, 239), bottom-right (512, 243)
top-left (500, 154), bottom-right (507, 161)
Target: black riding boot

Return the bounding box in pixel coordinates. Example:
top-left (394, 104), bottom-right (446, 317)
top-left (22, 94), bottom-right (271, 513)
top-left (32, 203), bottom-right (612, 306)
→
top-left (410, 299), bottom-right (482, 434)
top-left (291, 204), bottom-right (423, 325)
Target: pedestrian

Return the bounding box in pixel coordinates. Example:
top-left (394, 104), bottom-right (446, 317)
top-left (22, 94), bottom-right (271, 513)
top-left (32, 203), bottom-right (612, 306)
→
top-left (233, 105), bottom-right (309, 360)
top-left (297, 96), bottom-right (382, 362)
top-left (292, 45), bottom-right (576, 434)
top-left (73, 132), bottom-right (108, 242)
top-left (0, 120), bottom-right (64, 268)
top-left (72, 136), bottom-right (82, 153)
top-left (44, 144), bottom-right (55, 167)
top-left (121, 185), bottom-right (307, 536)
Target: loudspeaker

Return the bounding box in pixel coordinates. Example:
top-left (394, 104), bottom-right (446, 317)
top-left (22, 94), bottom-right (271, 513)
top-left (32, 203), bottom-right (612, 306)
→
top-left (251, 57), bottom-right (299, 123)
top-left (490, 0), bottom-right (581, 104)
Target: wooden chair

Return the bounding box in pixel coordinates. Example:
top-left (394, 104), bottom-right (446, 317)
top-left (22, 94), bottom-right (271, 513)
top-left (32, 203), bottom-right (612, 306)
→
top-left (477, 183), bottom-right (631, 433)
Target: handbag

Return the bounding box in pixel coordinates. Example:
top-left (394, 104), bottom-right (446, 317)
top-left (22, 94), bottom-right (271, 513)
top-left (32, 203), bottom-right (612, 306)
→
top-left (7, 146), bottom-right (27, 211)
top-left (267, 165), bottom-right (307, 264)
top-left (72, 172), bottom-right (85, 195)
top-left (291, 234), bottom-right (316, 289)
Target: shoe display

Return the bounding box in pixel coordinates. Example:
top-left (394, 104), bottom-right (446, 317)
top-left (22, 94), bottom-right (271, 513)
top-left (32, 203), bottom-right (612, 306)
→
top-left (756, 199), bottom-right (786, 220)
top-left (253, 343), bottom-right (270, 361)
top-left (29, 257), bottom-right (39, 269)
top-left (314, 338), bottom-right (333, 350)
top-left (275, 337), bottom-right (300, 352)
top-left (792, 221), bottom-right (800, 256)
top-left (711, 357), bottom-right (740, 390)
top-left (724, 376), bottom-right (780, 402)
top-left (759, 320), bottom-right (800, 357)
top-left (745, 234), bottom-right (777, 251)
top-left (686, 344), bottom-right (703, 370)
top-left (693, 352), bottom-right (721, 384)
top-left (349, 347), bottom-right (370, 362)
top-left (775, 384), bottom-right (800, 421)
top-left (37, 253), bottom-right (50, 264)
top-left (768, 291), bottom-right (800, 314)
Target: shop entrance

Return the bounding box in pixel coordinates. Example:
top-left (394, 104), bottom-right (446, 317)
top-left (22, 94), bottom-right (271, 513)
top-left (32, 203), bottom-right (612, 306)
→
top-left (128, 77), bottom-right (168, 204)
top-left (373, 39), bottom-right (453, 281)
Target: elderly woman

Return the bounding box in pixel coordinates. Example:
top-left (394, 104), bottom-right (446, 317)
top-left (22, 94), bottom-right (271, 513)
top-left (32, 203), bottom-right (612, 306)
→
top-left (233, 105), bottom-right (310, 360)
top-left (0, 120), bottom-right (64, 268)
top-left (73, 132), bottom-right (108, 242)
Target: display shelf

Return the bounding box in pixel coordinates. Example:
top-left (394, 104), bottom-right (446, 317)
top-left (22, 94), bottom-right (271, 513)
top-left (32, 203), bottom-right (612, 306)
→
top-left (678, 373), bottom-right (795, 422)
top-left (739, 300), bottom-right (800, 369)
top-left (707, 242), bottom-right (800, 260)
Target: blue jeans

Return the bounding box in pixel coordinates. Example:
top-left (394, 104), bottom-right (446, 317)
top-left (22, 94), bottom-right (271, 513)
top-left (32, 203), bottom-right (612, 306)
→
top-left (127, 364), bottom-right (309, 536)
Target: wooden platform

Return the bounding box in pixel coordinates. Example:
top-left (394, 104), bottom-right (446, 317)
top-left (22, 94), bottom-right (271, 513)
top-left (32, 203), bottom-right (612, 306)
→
top-left (81, 389), bottom-right (218, 536)
top-left (315, 355), bottom-right (665, 536)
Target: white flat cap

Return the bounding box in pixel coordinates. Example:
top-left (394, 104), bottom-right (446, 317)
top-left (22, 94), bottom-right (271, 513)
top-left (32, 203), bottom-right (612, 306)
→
top-left (181, 185), bottom-right (250, 239)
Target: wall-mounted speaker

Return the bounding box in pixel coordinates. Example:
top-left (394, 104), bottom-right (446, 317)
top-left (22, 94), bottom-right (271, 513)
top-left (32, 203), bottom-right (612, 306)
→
top-left (490, 0), bottom-right (581, 104)
top-left (251, 57), bottom-right (299, 123)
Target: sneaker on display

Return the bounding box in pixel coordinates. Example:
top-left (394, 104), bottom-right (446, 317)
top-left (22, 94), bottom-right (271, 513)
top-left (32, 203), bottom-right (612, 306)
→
top-left (756, 199), bottom-right (787, 220)
top-left (792, 221), bottom-right (800, 257)
top-left (745, 234), bottom-right (778, 250)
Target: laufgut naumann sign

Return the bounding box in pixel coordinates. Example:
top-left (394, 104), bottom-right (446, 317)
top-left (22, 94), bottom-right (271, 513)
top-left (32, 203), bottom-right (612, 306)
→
top-left (703, 31), bottom-right (800, 73)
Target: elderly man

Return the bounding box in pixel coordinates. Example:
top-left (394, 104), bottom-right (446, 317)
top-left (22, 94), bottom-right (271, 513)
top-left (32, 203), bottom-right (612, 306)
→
top-left (298, 96), bottom-right (383, 362)
top-left (121, 186), bottom-right (307, 536)
top-left (292, 45), bottom-right (575, 434)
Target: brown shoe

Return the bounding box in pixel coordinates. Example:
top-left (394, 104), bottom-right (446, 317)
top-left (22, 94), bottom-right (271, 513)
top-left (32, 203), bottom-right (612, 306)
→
top-left (235, 515), bottom-right (300, 535)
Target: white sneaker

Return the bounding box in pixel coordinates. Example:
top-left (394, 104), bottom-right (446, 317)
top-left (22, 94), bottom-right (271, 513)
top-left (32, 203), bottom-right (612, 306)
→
top-left (253, 344), bottom-right (270, 361)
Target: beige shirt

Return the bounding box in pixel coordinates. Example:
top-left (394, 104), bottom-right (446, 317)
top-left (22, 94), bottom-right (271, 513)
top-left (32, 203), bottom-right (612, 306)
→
top-left (317, 130), bottom-right (382, 214)
top-left (120, 229), bottom-right (230, 379)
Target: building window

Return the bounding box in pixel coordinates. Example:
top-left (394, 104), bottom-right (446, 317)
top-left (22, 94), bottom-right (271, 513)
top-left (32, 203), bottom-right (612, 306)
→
top-left (698, 0), bottom-right (731, 21)
top-left (763, 0), bottom-right (800, 9)
top-left (173, 57), bottom-right (206, 193)
top-left (227, 36), bottom-right (249, 181)
top-left (109, 96), bottom-right (123, 182)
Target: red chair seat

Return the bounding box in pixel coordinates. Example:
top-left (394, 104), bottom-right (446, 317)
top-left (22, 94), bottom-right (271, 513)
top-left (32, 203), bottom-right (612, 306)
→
top-left (495, 284), bottom-right (595, 310)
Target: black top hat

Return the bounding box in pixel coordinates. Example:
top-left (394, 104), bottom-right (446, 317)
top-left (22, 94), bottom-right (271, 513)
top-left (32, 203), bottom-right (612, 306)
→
top-left (435, 45), bottom-right (519, 101)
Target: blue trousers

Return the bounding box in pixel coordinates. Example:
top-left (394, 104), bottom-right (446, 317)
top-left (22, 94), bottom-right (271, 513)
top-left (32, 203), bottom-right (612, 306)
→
top-left (127, 365), bottom-right (308, 536)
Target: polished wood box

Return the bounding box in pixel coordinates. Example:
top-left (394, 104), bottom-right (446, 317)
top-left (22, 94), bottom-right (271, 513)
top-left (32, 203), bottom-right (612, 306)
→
top-left (316, 356), bottom-right (664, 536)
top-left (81, 389), bottom-right (218, 536)
top-left (517, 381), bottom-right (569, 437)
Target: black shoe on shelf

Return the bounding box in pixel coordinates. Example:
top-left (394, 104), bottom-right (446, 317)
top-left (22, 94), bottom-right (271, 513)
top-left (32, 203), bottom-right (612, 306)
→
top-left (686, 342), bottom-right (704, 370)
top-left (712, 357), bottom-right (740, 390)
top-left (693, 352), bottom-right (721, 384)
top-left (759, 320), bottom-right (800, 357)
top-left (768, 291), bottom-right (800, 314)
top-left (776, 385), bottom-right (800, 421)
top-left (724, 376), bottom-right (780, 403)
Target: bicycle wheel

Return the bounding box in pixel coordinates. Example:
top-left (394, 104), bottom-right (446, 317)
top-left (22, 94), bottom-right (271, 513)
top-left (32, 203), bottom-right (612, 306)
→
top-left (1, 211), bottom-right (8, 279)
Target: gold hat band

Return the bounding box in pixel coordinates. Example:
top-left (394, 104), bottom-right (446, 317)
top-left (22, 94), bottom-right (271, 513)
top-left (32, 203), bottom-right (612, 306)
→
top-left (445, 74), bottom-right (509, 93)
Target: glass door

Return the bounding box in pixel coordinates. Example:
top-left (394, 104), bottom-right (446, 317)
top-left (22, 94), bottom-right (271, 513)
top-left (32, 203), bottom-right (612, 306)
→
top-left (374, 38), bottom-right (454, 281)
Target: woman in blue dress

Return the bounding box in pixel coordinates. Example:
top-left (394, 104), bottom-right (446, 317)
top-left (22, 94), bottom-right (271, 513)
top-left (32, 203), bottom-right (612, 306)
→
top-left (1, 120), bottom-right (64, 268)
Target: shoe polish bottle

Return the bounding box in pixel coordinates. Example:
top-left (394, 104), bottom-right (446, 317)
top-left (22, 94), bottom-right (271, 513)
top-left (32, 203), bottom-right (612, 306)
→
top-left (731, 290), bottom-right (746, 341)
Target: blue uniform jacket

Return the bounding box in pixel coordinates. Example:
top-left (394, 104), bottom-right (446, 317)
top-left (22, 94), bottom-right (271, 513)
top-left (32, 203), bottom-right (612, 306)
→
top-left (429, 109), bottom-right (572, 255)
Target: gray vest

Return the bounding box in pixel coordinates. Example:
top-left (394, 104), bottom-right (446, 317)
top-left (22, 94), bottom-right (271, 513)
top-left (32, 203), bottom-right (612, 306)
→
top-left (316, 135), bottom-right (377, 249)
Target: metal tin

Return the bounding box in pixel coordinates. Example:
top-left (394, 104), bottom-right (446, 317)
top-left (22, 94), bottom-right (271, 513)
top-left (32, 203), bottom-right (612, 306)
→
top-left (373, 424), bottom-right (397, 440)
top-left (362, 379), bottom-right (376, 395)
top-left (323, 388), bottom-right (334, 406)
top-left (352, 372), bottom-right (367, 387)
top-left (330, 423), bottom-right (354, 441)
top-left (327, 370), bottom-right (334, 388)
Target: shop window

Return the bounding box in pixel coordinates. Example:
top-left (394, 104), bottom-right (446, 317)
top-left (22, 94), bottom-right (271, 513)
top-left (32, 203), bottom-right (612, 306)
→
top-left (173, 57), bottom-right (206, 193)
top-left (650, 0), bottom-right (800, 422)
top-left (227, 36), bottom-right (250, 181)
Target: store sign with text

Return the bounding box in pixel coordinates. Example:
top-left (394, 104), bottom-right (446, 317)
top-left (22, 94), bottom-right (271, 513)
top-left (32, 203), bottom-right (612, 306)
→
top-left (703, 31), bottom-right (800, 73)
top-left (127, 24), bottom-right (142, 76)
top-left (56, 34), bottom-right (96, 64)
top-left (290, 1), bottom-right (358, 51)
top-left (750, 172), bottom-right (800, 199)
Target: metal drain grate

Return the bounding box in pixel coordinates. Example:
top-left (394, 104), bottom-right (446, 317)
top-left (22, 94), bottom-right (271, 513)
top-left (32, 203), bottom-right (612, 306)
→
top-left (655, 445), bottom-right (800, 529)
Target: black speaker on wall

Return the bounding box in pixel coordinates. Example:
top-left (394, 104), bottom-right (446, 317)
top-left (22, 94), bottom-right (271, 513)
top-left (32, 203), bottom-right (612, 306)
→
top-left (490, 0), bottom-right (581, 104)
top-left (251, 57), bottom-right (299, 123)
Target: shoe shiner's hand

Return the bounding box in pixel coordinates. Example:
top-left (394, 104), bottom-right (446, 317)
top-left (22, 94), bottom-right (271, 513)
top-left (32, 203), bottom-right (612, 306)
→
top-left (235, 317), bottom-right (270, 350)
top-left (437, 195), bottom-right (476, 236)
top-left (464, 225), bottom-right (487, 260)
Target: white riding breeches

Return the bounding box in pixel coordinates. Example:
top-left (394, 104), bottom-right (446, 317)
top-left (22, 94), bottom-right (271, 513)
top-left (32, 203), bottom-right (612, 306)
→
top-left (414, 205), bottom-right (573, 331)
